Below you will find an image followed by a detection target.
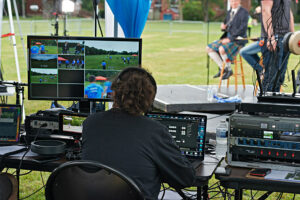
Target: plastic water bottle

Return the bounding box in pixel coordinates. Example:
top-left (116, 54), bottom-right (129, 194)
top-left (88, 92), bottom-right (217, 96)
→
top-left (216, 120), bottom-right (228, 159)
top-left (207, 86), bottom-right (217, 102)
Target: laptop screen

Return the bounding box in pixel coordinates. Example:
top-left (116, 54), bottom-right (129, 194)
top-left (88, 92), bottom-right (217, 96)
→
top-left (0, 104), bottom-right (21, 144)
top-left (147, 112), bottom-right (207, 160)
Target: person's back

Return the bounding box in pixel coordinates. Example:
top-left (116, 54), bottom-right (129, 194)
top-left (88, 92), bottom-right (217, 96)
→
top-left (84, 83), bottom-right (103, 98)
top-left (82, 109), bottom-right (195, 199)
top-left (82, 67), bottom-right (196, 200)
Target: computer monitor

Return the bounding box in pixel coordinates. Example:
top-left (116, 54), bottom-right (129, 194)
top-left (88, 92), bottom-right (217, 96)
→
top-left (59, 113), bottom-right (88, 137)
top-left (0, 104), bottom-right (22, 145)
top-left (27, 36), bottom-right (142, 101)
top-left (146, 112), bottom-right (207, 161)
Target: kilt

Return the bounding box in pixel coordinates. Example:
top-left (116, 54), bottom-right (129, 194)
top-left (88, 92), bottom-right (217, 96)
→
top-left (207, 40), bottom-right (241, 62)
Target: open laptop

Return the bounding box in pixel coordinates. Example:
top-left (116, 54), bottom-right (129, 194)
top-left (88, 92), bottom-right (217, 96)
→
top-left (0, 104), bottom-right (22, 145)
top-left (146, 112), bottom-right (207, 162)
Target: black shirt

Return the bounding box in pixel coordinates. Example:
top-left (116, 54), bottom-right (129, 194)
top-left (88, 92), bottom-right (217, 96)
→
top-left (261, 0), bottom-right (291, 37)
top-left (82, 109), bottom-right (196, 200)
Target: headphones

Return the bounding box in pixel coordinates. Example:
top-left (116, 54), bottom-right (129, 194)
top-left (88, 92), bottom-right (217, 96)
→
top-left (115, 67), bottom-right (157, 93)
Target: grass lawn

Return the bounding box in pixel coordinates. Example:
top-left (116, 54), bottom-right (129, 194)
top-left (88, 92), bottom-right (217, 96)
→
top-left (43, 46), bottom-right (58, 54)
top-left (2, 19), bottom-right (300, 199)
top-left (30, 74), bottom-right (57, 84)
top-left (85, 54), bottom-right (139, 70)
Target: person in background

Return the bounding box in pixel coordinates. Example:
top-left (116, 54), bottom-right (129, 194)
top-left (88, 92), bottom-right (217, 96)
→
top-left (240, 6), bottom-right (264, 76)
top-left (101, 60), bottom-right (106, 70)
top-left (62, 42), bottom-right (69, 54)
top-left (82, 67), bottom-right (196, 200)
top-left (40, 44), bottom-right (46, 54)
top-left (260, 0), bottom-right (294, 92)
top-left (31, 45), bottom-right (39, 54)
top-left (103, 80), bottom-right (112, 98)
top-left (206, 0), bottom-right (249, 80)
top-left (84, 75), bottom-right (103, 98)
top-left (75, 43), bottom-right (81, 54)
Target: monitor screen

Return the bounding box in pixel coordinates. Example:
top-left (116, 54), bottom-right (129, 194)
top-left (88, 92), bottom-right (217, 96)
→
top-left (0, 104), bottom-right (21, 144)
top-left (59, 113), bottom-right (88, 136)
top-left (27, 36), bottom-right (142, 101)
top-left (146, 112), bottom-right (207, 160)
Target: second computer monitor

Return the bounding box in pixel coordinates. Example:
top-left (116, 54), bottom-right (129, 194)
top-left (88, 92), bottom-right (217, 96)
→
top-left (28, 36), bottom-right (142, 101)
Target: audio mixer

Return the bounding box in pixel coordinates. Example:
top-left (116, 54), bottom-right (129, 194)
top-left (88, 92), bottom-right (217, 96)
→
top-left (227, 113), bottom-right (300, 171)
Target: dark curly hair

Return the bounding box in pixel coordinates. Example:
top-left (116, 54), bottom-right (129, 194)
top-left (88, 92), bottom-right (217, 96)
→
top-left (111, 67), bottom-right (157, 115)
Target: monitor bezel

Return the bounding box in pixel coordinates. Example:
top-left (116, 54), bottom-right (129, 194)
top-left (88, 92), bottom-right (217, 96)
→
top-left (27, 35), bottom-right (142, 101)
top-left (0, 104), bottom-right (22, 145)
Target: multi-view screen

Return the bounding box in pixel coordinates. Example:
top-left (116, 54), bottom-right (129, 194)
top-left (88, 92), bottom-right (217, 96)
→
top-left (28, 36), bottom-right (142, 100)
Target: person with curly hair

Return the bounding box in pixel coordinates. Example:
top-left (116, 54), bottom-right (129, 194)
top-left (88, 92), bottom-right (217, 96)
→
top-left (82, 67), bottom-right (196, 200)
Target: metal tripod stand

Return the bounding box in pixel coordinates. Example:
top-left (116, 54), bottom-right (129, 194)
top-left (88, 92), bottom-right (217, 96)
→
top-left (0, 0), bottom-right (27, 121)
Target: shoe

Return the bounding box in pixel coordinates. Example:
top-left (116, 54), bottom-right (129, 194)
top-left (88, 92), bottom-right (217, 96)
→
top-left (213, 70), bottom-right (221, 78)
top-left (222, 69), bottom-right (233, 80)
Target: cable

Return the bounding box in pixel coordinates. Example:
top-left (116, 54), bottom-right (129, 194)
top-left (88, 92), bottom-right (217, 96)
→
top-left (17, 123), bottom-right (47, 188)
top-left (18, 170), bottom-right (32, 176)
top-left (276, 192), bottom-right (283, 200)
top-left (160, 183), bottom-right (165, 200)
top-left (19, 184), bottom-right (46, 200)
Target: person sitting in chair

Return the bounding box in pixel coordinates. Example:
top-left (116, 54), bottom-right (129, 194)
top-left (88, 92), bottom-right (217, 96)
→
top-left (82, 67), bottom-right (196, 200)
top-left (206, 0), bottom-right (248, 80)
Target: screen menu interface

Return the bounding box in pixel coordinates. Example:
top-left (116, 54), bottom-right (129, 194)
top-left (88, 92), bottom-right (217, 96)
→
top-left (147, 113), bottom-right (206, 159)
top-left (28, 37), bottom-right (140, 100)
top-left (0, 105), bottom-right (21, 143)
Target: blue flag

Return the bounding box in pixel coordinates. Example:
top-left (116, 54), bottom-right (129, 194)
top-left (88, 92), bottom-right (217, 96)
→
top-left (106, 0), bottom-right (151, 38)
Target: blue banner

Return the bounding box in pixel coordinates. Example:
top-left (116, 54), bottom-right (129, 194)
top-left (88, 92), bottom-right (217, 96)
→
top-left (106, 0), bottom-right (151, 38)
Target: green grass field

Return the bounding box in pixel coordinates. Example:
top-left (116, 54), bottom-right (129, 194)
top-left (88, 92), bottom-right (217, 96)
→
top-left (30, 74), bottom-right (57, 84)
top-left (85, 55), bottom-right (139, 70)
top-left (2, 19), bottom-right (300, 199)
top-left (43, 46), bottom-right (58, 54)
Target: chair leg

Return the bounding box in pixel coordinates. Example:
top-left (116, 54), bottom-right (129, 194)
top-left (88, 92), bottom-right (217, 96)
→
top-left (255, 81), bottom-right (259, 96)
top-left (227, 76), bottom-right (230, 88)
top-left (239, 55), bottom-right (246, 90)
top-left (234, 58), bottom-right (238, 92)
top-left (218, 63), bottom-right (226, 90)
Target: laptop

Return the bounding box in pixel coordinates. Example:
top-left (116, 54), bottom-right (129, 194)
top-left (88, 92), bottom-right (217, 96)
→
top-left (0, 104), bottom-right (22, 145)
top-left (146, 112), bottom-right (207, 162)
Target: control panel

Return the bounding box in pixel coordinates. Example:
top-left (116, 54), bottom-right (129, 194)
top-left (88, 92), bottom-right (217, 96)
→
top-left (227, 113), bottom-right (300, 171)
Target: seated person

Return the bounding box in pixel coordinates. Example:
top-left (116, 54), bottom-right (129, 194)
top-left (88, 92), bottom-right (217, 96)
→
top-left (206, 0), bottom-right (248, 80)
top-left (82, 67), bottom-right (196, 200)
top-left (239, 6), bottom-right (264, 76)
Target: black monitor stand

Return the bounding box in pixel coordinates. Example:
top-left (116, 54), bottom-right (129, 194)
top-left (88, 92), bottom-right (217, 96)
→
top-left (79, 100), bottom-right (105, 114)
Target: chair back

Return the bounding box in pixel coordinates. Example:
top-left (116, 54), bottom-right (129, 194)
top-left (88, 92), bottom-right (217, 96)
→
top-left (0, 173), bottom-right (17, 200)
top-left (45, 160), bottom-right (145, 200)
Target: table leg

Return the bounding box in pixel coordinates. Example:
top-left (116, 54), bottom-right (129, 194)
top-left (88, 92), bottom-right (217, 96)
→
top-left (202, 185), bottom-right (208, 200)
top-left (235, 189), bottom-right (243, 200)
top-left (16, 168), bottom-right (20, 200)
top-left (197, 186), bottom-right (202, 200)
